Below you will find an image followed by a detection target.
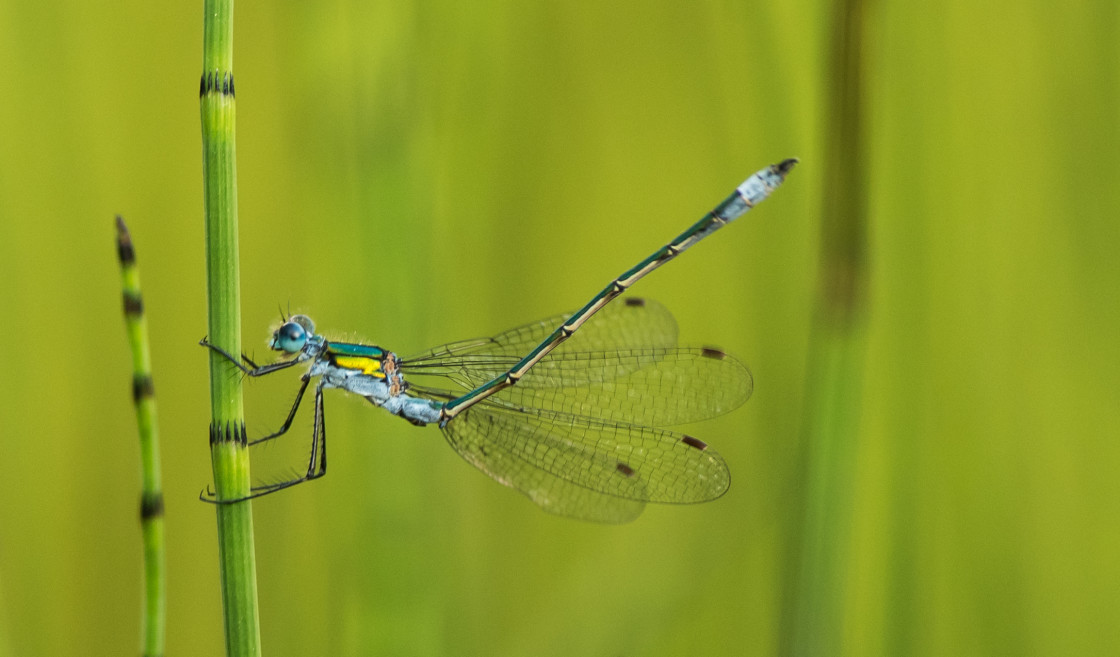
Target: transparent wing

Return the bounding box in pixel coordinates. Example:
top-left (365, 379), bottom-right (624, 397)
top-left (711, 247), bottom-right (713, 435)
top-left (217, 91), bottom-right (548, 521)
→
top-left (440, 404), bottom-right (730, 523)
top-left (496, 348), bottom-right (751, 426)
top-left (402, 296), bottom-right (678, 365)
top-left (406, 347), bottom-right (751, 427)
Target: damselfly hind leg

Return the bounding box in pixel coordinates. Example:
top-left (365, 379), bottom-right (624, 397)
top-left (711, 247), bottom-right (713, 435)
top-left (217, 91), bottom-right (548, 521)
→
top-left (248, 376), bottom-right (311, 445)
top-left (201, 381), bottom-right (328, 504)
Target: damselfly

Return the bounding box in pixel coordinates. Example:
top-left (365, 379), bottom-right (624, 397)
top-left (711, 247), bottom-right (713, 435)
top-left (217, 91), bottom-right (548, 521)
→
top-left (203, 159), bottom-right (797, 522)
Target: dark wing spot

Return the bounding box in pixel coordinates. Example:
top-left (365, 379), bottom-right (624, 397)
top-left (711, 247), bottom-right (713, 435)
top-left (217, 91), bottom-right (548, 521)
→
top-left (681, 435), bottom-right (708, 451)
top-left (616, 462), bottom-right (636, 477)
top-left (624, 297), bottom-right (646, 307)
top-left (700, 347), bottom-right (727, 360)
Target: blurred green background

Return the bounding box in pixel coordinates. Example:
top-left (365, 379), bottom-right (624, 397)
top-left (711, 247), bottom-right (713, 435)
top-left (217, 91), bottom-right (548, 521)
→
top-left (0, 1), bottom-right (1117, 655)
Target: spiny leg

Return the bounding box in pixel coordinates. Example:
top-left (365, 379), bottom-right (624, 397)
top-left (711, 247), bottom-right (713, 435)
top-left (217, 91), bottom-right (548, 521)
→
top-left (441, 159), bottom-right (797, 422)
top-left (199, 327), bottom-right (325, 501)
top-left (248, 375), bottom-right (311, 446)
top-left (202, 381), bottom-right (328, 503)
top-left (199, 336), bottom-right (314, 446)
top-left (200, 337), bottom-right (313, 443)
top-left (248, 380), bottom-right (328, 494)
top-left (243, 380), bottom-right (327, 496)
top-left (199, 337), bottom-right (305, 377)
top-left (305, 380), bottom-right (327, 479)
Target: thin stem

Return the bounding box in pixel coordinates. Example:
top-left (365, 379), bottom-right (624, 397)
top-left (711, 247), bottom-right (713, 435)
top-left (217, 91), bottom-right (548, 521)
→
top-left (200, 0), bottom-right (262, 653)
top-left (784, 0), bottom-right (869, 654)
top-left (116, 216), bottom-right (166, 657)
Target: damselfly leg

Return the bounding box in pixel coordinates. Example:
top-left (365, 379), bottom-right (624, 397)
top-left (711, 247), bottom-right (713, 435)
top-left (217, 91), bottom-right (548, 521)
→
top-left (200, 338), bottom-right (327, 501)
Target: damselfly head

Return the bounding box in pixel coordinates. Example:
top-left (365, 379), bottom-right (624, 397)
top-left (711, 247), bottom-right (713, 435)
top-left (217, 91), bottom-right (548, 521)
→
top-left (269, 314), bottom-right (315, 353)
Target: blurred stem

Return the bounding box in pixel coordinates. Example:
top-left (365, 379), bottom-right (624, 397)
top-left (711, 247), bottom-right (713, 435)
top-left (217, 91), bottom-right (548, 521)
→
top-left (116, 217), bottom-right (166, 657)
top-left (200, 0), bottom-right (262, 654)
top-left (784, 0), bottom-right (868, 654)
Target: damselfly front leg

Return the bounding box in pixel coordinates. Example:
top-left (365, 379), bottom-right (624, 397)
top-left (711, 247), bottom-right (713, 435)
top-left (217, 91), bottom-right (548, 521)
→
top-left (200, 336), bottom-right (312, 443)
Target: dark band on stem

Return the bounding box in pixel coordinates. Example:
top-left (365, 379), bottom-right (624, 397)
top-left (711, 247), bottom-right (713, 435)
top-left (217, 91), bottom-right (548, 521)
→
top-left (123, 291), bottom-right (144, 317)
top-left (132, 374), bottom-right (155, 403)
top-left (199, 70), bottom-right (236, 98)
top-left (140, 492), bottom-right (164, 520)
top-left (209, 421), bottom-right (248, 446)
top-left (115, 216), bottom-right (135, 265)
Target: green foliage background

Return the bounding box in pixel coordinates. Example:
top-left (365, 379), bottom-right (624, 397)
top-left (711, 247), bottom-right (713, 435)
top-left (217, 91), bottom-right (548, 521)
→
top-left (0, 1), bottom-right (1116, 655)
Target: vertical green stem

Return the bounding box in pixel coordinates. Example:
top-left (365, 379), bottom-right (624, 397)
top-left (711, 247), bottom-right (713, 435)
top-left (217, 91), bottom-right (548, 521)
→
top-left (200, 0), bottom-right (262, 654)
top-left (784, 0), bottom-right (868, 654)
top-left (116, 217), bottom-right (166, 657)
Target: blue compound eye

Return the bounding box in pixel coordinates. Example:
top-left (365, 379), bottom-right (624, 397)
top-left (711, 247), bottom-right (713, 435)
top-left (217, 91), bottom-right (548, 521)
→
top-left (271, 321), bottom-right (308, 353)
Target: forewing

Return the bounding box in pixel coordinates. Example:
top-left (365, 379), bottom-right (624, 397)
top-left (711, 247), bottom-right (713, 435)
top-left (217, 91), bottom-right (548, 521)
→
top-left (407, 347), bottom-right (752, 427)
top-left (402, 296), bottom-right (678, 366)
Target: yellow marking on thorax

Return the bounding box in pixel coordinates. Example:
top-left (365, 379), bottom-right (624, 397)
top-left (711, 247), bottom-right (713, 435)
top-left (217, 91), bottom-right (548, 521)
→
top-left (332, 356), bottom-right (385, 378)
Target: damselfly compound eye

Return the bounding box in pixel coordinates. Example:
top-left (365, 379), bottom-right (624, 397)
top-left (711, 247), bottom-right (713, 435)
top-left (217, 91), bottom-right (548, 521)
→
top-left (271, 321), bottom-right (308, 353)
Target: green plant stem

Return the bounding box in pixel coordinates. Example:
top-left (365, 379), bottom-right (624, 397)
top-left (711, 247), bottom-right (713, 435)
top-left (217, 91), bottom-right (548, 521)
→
top-left (200, 0), bottom-right (262, 654)
top-left (784, 0), bottom-right (868, 654)
top-left (116, 216), bottom-right (166, 657)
